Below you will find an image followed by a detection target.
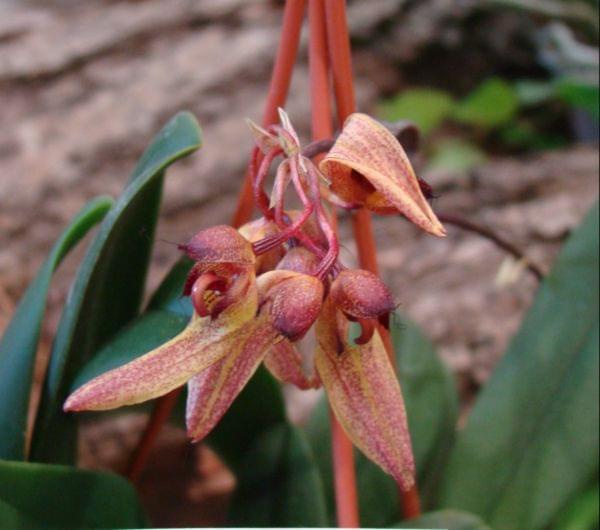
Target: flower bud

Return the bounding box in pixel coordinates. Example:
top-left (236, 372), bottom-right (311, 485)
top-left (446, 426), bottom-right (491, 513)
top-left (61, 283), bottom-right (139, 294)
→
top-left (330, 269), bottom-right (395, 320)
top-left (258, 270), bottom-right (324, 341)
top-left (179, 225), bottom-right (255, 266)
top-left (286, 210), bottom-right (328, 248)
top-left (276, 247), bottom-right (320, 275)
top-left (238, 218), bottom-right (284, 274)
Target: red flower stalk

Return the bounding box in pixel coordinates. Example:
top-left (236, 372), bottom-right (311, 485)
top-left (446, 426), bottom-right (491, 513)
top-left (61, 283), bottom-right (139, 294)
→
top-left (70, 0), bottom-right (447, 523)
top-left (65, 106), bottom-right (445, 519)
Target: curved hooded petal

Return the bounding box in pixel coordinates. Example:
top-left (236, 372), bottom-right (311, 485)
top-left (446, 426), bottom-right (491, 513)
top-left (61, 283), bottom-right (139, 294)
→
top-left (186, 314), bottom-right (278, 441)
top-left (319, 113), bottom-right (445, 237)
top-left (263, 338), bottom-right (320, 390)
top-left (64, 273), bottom-right (258, 412)
top-left (314, 298), bottom-right (415, 490)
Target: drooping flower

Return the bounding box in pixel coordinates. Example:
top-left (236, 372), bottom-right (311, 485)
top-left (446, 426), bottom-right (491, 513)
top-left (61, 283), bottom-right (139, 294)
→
top-left (64, 228), bottom-right (324, 441)
top-left (315, 269), bottom-right (416, 490)
top-left (319, 112), bottom-right (446, 237)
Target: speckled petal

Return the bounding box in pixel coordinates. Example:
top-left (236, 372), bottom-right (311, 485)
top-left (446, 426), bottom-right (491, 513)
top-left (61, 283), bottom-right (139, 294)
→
top-left (186, 315), bottom-right (278, 441)
top-left (319, 113), bottom-right (445, 237)
top-left (315, 298), bottom-right (415, 490)
top-left (64, 275), bottom-right (258, 412)
top-left (264, 338), bottom-right (320, 390)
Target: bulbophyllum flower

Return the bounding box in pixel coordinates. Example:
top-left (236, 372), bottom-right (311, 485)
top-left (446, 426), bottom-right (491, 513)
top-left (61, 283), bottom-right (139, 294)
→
top-left (319, 112), bottom-right (446, 237)
top-left (64, 110), bottom-right (443, 491)
top-left (64, 228), bottom-right (324, 442)
top-left (315, 269), bottom-right (416, 491)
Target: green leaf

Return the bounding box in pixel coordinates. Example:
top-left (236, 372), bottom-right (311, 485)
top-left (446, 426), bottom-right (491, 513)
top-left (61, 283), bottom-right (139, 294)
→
top-left (378, 89), bottom-right (455, 136)
top-left (228, 423), bottom-right (328, 527)
top-left (146, 256), bottom-right (194, 317)
top-left (0, 498), bottom-right (43, 529)
top-left (556, 78), bottom-right (600, 119)
top-left (427, 138), bottom-right (487, 174)
top-left (453, 78), bottom-right (519, 128)
top-left (391, 315), bottom-right (459, 506)
top-left (394, 509), bottom-right (492, 530)
top-left (0, 460), bottom-right (147, 529)
top-left (31, 112), bottom-right (202, 464)
top-left (305, 315), bottom-right (458, 526)
top-left (439, 202), bottom-right (599, 530)
top-left (499, 120), bottom-right (568, 151)
top-left (0, 196), bottom-right (112, 461)
top-left (514, 79), bottom-right (556, 106)
top-left (553, 483), bottom-right (599, 530)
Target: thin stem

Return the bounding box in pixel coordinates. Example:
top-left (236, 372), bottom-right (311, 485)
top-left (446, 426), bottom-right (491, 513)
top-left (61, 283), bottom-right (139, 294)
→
top-left (126, 0), bottom-right (307, 484)
top-left (232, 0), bottom-right (307, 228)
top-left (267, 159), bottom-right (327, 259)
top-left (302, 137), bottom-right (335, 159)
top-left (253, 146), bottom-right (283, 219)
top-left (438, 212), bottom-right (545, 281)
top-left (309, 0), bottom-right (360, 526)
top-left (126, 388), bottom-right (180, 482)
top-left (324, 0), bottom-right (422, 519)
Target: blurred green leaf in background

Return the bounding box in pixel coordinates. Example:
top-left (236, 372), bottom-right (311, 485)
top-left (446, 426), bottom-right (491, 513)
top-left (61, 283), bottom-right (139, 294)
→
top-left (0, 197), bottom-right (112, 461)
top-left (30, 112), bottom-right (202, 464)
top-left (439, 202), bottom-right (599, 530)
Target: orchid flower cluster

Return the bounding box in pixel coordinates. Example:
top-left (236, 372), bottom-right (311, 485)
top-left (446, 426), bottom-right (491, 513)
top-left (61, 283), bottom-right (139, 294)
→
top-left (64, 110), bottom-right (445, 490)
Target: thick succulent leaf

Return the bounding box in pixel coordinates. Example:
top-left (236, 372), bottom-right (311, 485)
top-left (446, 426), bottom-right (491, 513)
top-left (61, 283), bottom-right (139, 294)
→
top-left (186, 316), bottom-right (278, 441)
top-left (65, 280), bottom-right (258, 412)
top-left (439, 202), bottom-right (599, 530)
top-left (394, 509), bottom-right (492, 530)
top-left (31, 112), bottom-right (201, 463)
top-left (0, 460), bottom-right (147, 528)
top-left (0, 196), bottom-right (112, 461)
top-left (263, 337), bottom-right (320, 390)
top-left (319, 113), bottom-right (445, 236)
top-left (305, 314), bottom-right (456, 526)
top-left (228, 423), bottom-right (328, 527)
top-left (314, 300), bottom-right (415, 490)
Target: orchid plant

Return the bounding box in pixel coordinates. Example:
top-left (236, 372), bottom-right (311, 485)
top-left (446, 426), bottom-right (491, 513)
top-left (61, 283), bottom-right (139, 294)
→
top-left (64, 110), bottom-right (446, 493)
top-left (1, 1), bottom-right (597, 529)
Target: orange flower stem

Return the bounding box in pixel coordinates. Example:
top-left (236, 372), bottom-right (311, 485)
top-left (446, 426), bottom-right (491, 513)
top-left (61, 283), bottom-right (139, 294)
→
top-left (324, 0), bottom-right (422, 519)
top-left (126, 388), bottom-right (180, 482)
top-left (125, 0), bottom-right (306, 484)
top-left (309, 0), bottom-right (360, 526)
top-left (232, 0), bottom-right (307, 228)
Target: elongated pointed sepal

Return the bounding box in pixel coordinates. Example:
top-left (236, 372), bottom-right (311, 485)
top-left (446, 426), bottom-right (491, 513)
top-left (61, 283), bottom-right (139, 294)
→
top-left (264, 338), bottom-right (320, 390)
top-left (64, 279), bottom-right (258, 412)
top-left (319, 113), bottom-right (445, 237)
top-left (186, 315), bottom-right (278, 441)
top-left (246, 119), bottom-right (279, 154)
top-left (315, 299), bottom-right (416, 490)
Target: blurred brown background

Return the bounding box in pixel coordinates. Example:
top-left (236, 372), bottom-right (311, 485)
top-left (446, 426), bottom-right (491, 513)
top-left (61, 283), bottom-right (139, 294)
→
top-left (0, 0), bottom-right (597, 526)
